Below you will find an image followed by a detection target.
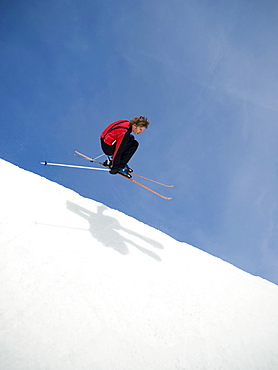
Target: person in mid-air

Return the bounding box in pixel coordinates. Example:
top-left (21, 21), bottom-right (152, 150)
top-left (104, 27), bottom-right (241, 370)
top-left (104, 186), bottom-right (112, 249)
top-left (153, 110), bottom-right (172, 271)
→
top-left (100, 116), bottom-right (150, 178)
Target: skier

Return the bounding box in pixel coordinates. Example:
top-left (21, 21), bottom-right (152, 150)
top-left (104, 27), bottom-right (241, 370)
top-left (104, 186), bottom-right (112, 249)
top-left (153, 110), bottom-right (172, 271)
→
top-left (100, 116), bottom-right (150, 177)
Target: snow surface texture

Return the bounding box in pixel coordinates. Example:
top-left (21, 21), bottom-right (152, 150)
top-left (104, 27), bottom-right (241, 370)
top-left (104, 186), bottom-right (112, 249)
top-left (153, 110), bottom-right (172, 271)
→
top-left (1, 159), bottom-right (278, 370)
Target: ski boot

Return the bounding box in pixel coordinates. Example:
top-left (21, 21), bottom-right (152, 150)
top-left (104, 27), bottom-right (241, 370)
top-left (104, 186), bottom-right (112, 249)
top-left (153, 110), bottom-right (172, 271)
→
top-left (118, 165), bottom-right (132, 178)
top-left (102, 156), bottom-right (113, 169)
top-left (126, 164), bottom-right (133, 173)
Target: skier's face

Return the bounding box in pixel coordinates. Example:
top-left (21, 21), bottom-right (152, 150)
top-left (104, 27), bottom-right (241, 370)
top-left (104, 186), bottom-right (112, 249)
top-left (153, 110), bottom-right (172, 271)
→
top-left (132, 124), bottom-right (146, 135)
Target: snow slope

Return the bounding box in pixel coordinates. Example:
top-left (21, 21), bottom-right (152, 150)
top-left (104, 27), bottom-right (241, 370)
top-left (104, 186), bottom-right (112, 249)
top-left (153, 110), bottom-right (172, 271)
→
top-left (1, 159), bottom-right (278, 370)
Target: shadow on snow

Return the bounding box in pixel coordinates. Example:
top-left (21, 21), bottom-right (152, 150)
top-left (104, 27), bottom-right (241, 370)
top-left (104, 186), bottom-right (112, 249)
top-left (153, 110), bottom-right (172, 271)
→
top-left (66, 201), bottom-right (163, 261)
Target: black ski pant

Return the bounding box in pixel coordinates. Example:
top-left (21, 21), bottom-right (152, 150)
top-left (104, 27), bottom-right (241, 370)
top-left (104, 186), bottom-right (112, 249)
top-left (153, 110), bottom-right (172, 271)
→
top-left (100, 136), bottom-right (139, 169)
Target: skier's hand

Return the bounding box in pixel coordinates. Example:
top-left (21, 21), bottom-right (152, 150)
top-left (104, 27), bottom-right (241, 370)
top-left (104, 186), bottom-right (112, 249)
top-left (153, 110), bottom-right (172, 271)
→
top-left (109, 167), bottom-right (119, 175)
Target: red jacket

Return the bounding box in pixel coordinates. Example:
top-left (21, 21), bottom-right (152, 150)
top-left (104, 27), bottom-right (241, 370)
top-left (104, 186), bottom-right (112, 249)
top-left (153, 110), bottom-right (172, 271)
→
top-left (100, 120), bottom-right (131, 167)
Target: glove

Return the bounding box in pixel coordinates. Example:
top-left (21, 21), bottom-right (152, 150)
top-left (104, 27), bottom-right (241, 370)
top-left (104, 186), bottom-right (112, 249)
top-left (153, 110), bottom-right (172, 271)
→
top-left (109, 166), bottom-right (119, 175)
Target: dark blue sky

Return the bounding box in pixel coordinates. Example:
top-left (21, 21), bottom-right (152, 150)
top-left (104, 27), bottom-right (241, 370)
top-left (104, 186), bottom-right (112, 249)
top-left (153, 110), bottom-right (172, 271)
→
top-left (1, 0), bottom-right (278, 284)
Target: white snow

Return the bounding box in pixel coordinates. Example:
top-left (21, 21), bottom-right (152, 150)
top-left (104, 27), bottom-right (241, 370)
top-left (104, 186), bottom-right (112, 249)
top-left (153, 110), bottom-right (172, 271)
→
top-left (1, 158), bottom-right (278, 370)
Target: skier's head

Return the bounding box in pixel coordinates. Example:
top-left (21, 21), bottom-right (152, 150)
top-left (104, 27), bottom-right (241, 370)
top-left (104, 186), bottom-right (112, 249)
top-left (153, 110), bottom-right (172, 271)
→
top-left (129, 116), bottom-right (150, 128)
top-left (130, 116), bottom-right (150, 135)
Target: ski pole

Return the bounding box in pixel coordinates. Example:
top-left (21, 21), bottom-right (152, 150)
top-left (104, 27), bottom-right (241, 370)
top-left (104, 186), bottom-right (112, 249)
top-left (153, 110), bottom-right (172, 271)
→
top-left (40, 161), bottom-right (109, 171)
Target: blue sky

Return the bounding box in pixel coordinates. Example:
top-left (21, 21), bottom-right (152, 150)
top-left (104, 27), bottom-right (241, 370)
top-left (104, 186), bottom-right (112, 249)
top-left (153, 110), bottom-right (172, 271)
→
top-left (1, 0), bottom-right (278, 284)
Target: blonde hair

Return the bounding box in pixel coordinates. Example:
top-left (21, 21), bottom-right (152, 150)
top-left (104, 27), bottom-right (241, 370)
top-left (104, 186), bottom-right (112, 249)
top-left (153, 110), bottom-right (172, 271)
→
top-left (130, 116), bottom-right (150, 128)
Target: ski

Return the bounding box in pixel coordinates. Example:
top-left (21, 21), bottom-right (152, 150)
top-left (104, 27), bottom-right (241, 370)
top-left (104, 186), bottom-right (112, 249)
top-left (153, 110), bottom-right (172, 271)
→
top-left (118, 174), bottom-right (172, 199)
top-left (74, 150), bottom-right (174, 187)
top-left (74, 150), bottom-right (104, 166)
top-left (74, 150), bottom-right (172, 200)
top-left (131, 173), bottom-right (174, 187)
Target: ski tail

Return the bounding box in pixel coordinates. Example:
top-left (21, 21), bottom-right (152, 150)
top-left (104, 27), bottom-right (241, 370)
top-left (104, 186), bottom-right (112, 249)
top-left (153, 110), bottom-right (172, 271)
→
top-left (74, 150), bottom-right (103, 165)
